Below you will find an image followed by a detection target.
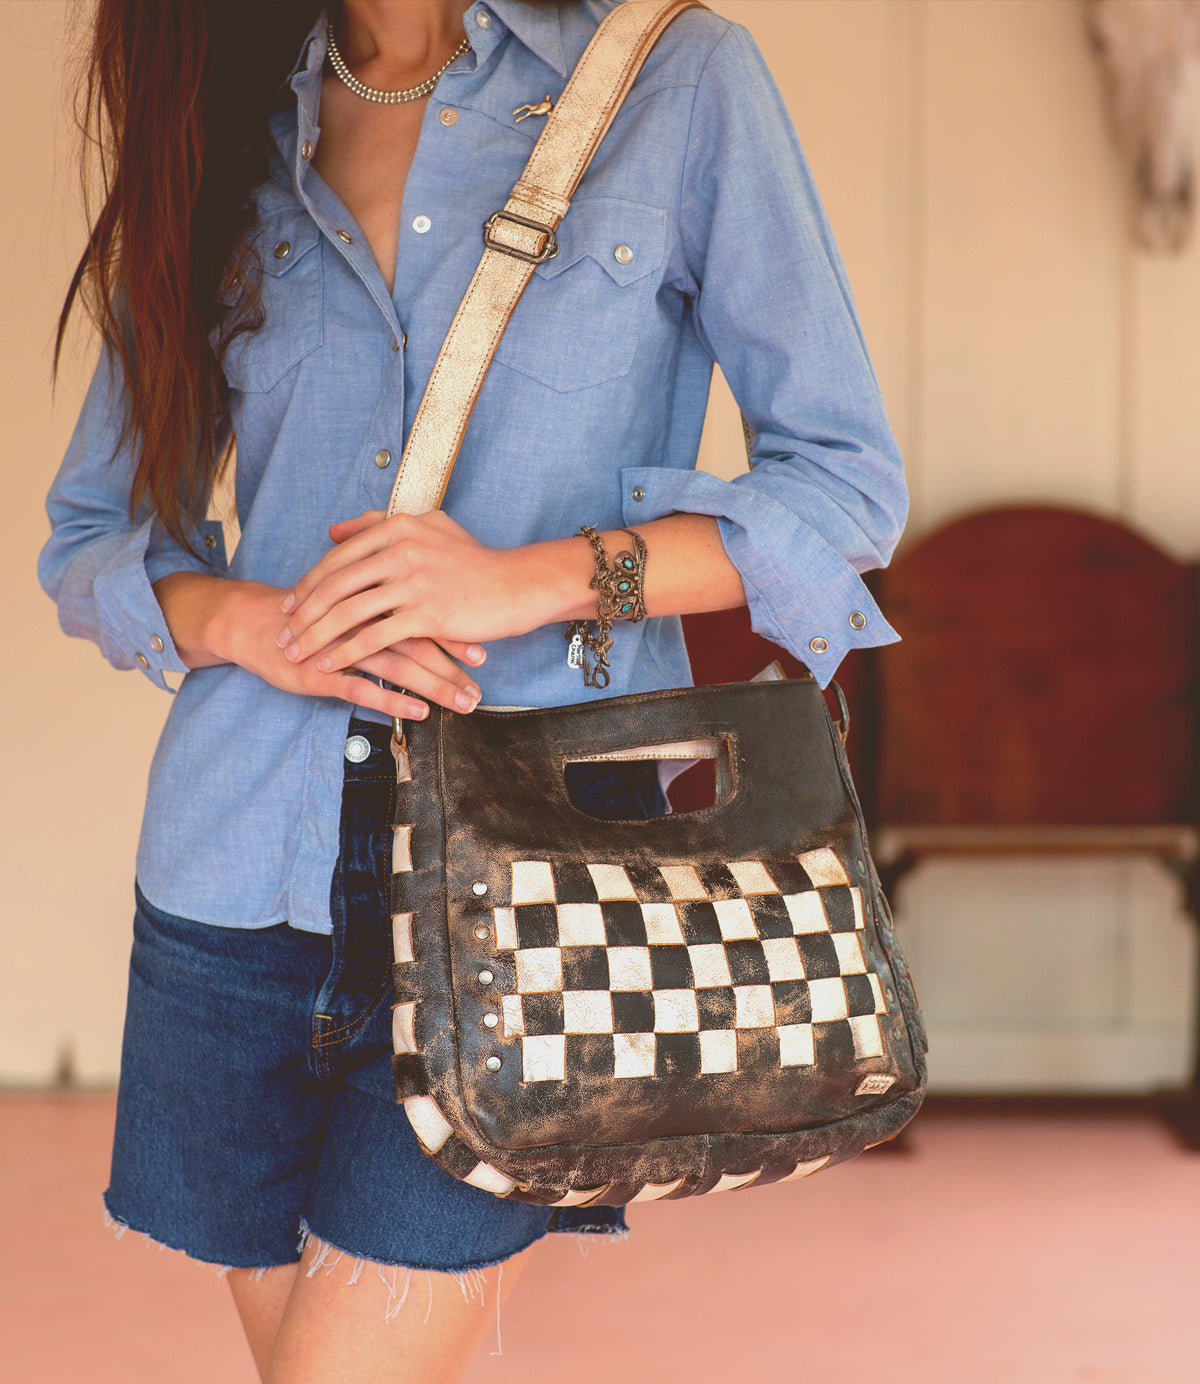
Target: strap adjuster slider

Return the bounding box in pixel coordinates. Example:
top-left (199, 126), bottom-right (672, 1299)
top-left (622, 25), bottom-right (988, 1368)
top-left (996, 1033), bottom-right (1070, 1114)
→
top-left (482, 210), bottom-right (560, 264)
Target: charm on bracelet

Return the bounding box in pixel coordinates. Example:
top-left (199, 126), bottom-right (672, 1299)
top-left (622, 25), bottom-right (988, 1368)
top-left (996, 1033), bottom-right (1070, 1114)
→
top-left (565, 525), bottom-right (647, 688)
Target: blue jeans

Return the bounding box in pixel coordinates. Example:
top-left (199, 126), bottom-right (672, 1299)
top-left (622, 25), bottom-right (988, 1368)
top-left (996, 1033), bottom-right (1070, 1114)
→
top-left (105, 718), bottom-right (663, 1271)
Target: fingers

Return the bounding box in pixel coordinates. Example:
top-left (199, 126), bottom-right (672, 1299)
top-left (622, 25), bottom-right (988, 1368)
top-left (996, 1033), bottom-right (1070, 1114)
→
top-left (329, 510), bottom-right (385, 543)
top-left (317, 611), bottom-right (415, 674)
top-left (438, 638), bottom-right (488, 667)
top-left (357, 644), bottom-right (481, 714)
top-left (385, 636), bottom-right (479, 690)
top-left (331, 671), bottom-right (430, 722)
top-left (281, 512), bottom-right (399, 615)
top-left (277, 554), bottom-right (401, 659)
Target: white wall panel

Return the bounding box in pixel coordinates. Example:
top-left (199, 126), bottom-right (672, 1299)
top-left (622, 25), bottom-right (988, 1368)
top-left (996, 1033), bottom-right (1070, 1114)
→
top-left (918, 0), bottom-right (1126, 528)
top-left (707, 0), bottom-right (912, 468)
top-left (1128, 248), bottom-right (1200, 557)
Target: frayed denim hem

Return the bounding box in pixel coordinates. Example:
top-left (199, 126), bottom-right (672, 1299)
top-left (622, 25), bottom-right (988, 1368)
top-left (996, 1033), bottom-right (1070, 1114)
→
top-left (297, 1221), bottom-right (521, 1349)
top-left (101, 1199), bottom-right (295, 1280)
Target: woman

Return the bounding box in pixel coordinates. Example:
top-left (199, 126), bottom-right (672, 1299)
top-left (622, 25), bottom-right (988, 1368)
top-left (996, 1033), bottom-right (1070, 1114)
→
top-left (41, 0), bottom-right (906, 1378)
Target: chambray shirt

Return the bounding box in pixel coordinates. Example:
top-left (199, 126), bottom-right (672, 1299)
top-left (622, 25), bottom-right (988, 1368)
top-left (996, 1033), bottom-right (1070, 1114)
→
top-left (39, 0), bottom-right (906, 934)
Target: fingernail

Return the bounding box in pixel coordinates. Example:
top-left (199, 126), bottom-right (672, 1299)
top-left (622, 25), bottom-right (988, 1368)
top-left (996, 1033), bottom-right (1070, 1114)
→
top-left (467, 645), bottom-right (486, 664)
top-left (275, 626), bottom-right (292, 648)
top-left (455, 690), bottom-right (479, 712)
top-left (410, 704), bottom-right (429, 720)
top-left (281, 593), bottom-right (295, 613)
top-left (317, 656), bottom-right (331, 672)
top-left (285, 643), bottom-right (301, 662)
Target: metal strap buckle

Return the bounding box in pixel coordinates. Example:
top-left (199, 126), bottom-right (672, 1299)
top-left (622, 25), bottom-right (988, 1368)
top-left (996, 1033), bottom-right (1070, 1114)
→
top-left (482, 210), bottom-right (560, 264)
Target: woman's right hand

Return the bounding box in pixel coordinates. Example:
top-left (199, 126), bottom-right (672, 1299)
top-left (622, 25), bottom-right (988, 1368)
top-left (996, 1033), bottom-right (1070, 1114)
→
top-left (152, 573), bottom-right (484, 721)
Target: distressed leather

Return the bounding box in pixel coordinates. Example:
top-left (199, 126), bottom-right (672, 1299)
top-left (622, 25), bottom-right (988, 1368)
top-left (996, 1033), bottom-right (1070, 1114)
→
top-left (391, 679), bottom-right (927, 1204)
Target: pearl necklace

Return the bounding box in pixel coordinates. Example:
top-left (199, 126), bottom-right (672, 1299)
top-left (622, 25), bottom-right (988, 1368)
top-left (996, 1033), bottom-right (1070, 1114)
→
top-left (325, 23), bottom-right (471, 104)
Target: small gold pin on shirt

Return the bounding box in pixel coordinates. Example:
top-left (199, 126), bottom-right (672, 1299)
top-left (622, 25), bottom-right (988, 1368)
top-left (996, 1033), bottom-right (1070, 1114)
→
top-left (513, 94), bottom-right (554, 123)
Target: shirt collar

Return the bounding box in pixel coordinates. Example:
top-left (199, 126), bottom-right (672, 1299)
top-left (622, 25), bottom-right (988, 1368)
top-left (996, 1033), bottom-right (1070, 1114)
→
top-left (287, 8), bottom-right (330, 87)
top-left (474, 0), bottom-right (568, 78)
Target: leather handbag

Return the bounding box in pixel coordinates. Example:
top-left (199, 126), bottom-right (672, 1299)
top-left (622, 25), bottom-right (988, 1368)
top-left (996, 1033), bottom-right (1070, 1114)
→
top-left (384, 0), bottom-right (927, 1207)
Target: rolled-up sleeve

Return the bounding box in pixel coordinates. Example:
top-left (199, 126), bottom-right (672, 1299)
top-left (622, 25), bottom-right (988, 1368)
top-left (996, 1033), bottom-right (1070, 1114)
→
top-left (624, 22), bottom-right (907, 684)
top-left (38, 346), bottom-right (220, 691)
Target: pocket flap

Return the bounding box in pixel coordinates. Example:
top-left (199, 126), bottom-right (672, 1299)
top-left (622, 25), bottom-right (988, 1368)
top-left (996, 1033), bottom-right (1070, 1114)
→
top-left (257, 216), bottom-right (322, 277)
top-left (535, 197), bottom-right (666, 286)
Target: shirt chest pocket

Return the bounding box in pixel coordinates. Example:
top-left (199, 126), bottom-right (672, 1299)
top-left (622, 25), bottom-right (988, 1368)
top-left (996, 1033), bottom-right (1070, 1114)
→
top-left (494, 197), bottom-right (667, 394)
top-left (218, 217), bottom-right (325, 393)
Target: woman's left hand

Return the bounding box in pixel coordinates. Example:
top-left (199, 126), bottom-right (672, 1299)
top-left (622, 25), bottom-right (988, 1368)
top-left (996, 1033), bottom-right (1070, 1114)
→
top-left (276, 509), bottom-right (538, 672)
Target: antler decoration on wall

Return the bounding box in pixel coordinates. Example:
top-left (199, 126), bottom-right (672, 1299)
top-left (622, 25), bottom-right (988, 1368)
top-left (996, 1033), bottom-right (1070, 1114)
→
top-left (1088, 0), bottom-right (1200, 252)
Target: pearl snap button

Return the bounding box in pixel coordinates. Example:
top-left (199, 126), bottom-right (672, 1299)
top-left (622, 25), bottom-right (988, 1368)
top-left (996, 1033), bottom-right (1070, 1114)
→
top-left (344, 735), bottom-right (371, 764)
top-left (478, 970), bottom-right (494, 985)
top-left (375, 448), bottom-right (391, 469)
top-left (273, 241), bottom-right (290, 259)
top-left (485, 1055), bottom-right (502, 1072)
top-left (614, 244), bottom-right (634, 264)
top-left (412, 215), bottom-right (431, 234)
top-left (472, 881), bottom-right (488, 896)
top-left (483, 1013), bottom-right (499, 1029)
top-left (849, 611), bottom-right (867, 630)
top-left (337, 228), bottom-right (353, 243)
top-left (135, 652), bottom-right (149, 669)
top-left (473, 923), bottom-right (491, 940)
top-left (632, 486), bottom-right (646, 502)
top-left (149, 634), bottom-right (164, 653)
top-left (476, 10), bottom-right (492, 26)
top-left (301, 139), bottom-right (313, 159)
top-left (440, 108), bottom-right (458, 126)
top-left (809, 636), bottom-right (829, 655)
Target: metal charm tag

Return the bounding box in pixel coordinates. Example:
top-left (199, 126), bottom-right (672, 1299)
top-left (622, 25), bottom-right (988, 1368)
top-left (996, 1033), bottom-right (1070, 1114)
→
top-left (567, 627), bottom-right (585, 670)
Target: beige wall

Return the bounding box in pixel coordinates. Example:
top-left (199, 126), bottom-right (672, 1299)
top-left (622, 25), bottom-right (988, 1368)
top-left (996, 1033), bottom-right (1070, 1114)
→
top-left (5, 0), bottom-right (1199, 1087)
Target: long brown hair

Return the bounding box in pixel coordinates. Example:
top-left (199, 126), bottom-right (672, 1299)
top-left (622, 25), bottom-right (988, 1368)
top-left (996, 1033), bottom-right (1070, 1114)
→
top-left (59, 0), bottom-right (576, 549)
top-left (57, 1), bottom-right (322, 548)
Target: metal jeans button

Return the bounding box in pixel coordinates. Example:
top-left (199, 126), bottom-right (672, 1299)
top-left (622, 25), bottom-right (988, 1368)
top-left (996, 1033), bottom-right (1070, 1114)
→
top-left (344, 735), bottom-right (371, 763)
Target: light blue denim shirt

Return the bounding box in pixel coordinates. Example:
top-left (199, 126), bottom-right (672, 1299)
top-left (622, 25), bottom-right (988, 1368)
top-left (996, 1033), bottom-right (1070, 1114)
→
top-left (40, 0), bottom-right (906, 934)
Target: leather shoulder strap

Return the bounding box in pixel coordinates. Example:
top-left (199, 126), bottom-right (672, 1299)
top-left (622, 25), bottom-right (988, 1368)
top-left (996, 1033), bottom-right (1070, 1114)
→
top-left (386, 0), bottom-right (703, 517)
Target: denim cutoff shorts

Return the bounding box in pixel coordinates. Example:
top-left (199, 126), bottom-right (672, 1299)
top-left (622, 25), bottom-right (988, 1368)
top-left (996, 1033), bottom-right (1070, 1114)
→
top-left (105, 717), bottom-right (667, 1272)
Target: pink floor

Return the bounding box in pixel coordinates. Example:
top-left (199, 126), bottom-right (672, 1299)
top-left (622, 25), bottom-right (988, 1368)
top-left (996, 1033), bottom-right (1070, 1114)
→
top-left (2, 1094), bottom-right (1197, 1383)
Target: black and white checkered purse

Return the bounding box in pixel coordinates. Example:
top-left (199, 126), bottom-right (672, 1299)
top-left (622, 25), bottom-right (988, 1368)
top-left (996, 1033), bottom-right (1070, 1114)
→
top-left (389, 681), bottom-right (926, 1205)
top-left (383, 1), bottom-right (927, 1206)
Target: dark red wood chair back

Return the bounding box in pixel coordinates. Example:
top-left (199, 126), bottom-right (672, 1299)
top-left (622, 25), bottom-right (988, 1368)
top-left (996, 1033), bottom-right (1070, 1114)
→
top-left (870, 506), bottom-right (1199, 826)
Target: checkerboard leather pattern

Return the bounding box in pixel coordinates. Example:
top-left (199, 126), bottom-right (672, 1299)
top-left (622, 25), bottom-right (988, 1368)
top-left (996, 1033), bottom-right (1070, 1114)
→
top-left (490, 851), bottom-right (888, 1086)
top-left (386, 680), bottom-right (927, 1207)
